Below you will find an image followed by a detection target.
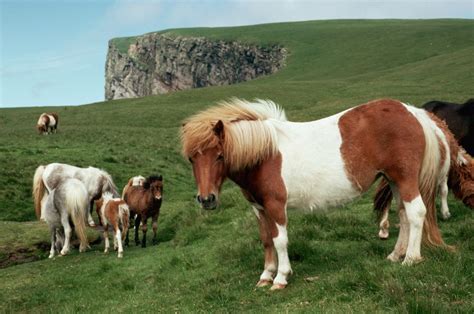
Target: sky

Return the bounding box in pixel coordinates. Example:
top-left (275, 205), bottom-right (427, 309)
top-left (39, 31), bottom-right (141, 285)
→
top-left (1, 0), bottom-right (473, 108)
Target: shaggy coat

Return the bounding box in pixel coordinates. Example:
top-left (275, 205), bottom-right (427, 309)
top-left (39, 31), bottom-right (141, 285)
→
top-left (123, 175), bottom-right (163, 247)
top-left (181, 98), bottom-right (464, 290)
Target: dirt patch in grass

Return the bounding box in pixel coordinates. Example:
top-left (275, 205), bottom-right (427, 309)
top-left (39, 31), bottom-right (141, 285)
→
top-left (0, 241), bottom-right (49, 268)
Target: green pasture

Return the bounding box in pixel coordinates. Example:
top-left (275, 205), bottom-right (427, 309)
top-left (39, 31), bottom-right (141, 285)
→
top-left (0, 19), bottom-right (473, 312)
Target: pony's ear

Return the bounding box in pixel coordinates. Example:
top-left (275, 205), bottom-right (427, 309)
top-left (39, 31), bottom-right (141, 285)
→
top-left (157, 175), bottom-right (163, 181)
top-left (213, 120), bottom-right (225, 140)
top-left (143, 180), bottom-right (150, 189)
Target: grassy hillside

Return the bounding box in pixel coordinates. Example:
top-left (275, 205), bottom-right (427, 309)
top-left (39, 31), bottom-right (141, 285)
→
top-left (0, 20), bottom-right (473, 312)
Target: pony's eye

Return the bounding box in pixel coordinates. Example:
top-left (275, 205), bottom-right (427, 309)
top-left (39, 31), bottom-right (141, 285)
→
top-left (217, 154), bottom-right (224, 161)
top-left (188, 157), bottom-right (193, 164)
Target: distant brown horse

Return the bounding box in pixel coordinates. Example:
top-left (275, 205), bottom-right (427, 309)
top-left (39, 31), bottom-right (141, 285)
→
top-left (37, 113), bottom-right (59, 134)
top-left (96, 193), bottom-right (130, 258)
top-left (123, 175), bottom-right (163, 247)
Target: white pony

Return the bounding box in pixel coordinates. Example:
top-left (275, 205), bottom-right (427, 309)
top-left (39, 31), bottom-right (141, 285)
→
top-left (43, 178), bottom-right (89, 258)
top-left (33, 163), bottom-right (119, 226)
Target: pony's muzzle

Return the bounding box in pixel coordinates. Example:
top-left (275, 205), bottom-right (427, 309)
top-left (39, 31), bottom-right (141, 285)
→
top-left (197, 194), bottom-right (217, 210)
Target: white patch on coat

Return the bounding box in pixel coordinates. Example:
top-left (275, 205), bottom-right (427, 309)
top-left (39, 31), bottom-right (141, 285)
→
top-left (132, 175), bottom-right (145, 186)
top-left (47, 115), bottom-right (56, 127)
top-left (272, 223), bottom-right (291, 286)
top-left (269, 110), bottom-right (360, 211)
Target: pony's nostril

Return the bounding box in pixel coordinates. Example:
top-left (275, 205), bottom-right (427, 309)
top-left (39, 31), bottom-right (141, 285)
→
top-left (209, 194), bottom-right (216, 202)
top-left (196, 195), bottom-right (202, 203)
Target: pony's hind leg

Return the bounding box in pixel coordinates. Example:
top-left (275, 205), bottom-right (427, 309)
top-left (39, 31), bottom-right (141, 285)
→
top-left (114, 226), bottom-right (124, 258)
top-left (49, 227), bottom-right (57, 258)
top-left (103, 224), bottom-right (110, 254)
top-left (402, 195), bottom-right (426, 265)
top-left (253, 206), bottom-right (277, 287)
top-left (60, 215), bottom-right (72, 256)
top-left (387, 187), bottom-right (409, 262)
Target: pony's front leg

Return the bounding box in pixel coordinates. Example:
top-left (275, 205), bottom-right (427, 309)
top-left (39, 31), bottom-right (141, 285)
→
top-left (141, 216), bottom-right (148, 248)
top-left (439, 180), bottom-right (451, 220)
top-left (264, 201), bottom-right (291, 290)
top-left (87, 200), bottom-right (96, 227)
top-left (378, 206), bottom-right (390, 240)
top-left (253, 207), bottom-right (277, 287)
top-left (134, 215), bottom-right (141, 246)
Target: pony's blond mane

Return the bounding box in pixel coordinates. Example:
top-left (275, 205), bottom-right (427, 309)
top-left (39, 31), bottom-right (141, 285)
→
top-left (181, 98), bottom-right (287, 172)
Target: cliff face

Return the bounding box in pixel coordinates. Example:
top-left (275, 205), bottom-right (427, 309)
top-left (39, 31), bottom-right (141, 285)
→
top-left (105, 33), bottom-right (287, 100)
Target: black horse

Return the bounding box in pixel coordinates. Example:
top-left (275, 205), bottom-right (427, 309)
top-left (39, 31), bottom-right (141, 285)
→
top-left (423, 98), bottom-right (474, 155)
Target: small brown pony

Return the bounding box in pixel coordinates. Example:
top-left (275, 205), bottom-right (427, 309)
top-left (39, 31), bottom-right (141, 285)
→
top-left (95, 192), bottom-right (130, 258)
top-left (123, 175), bottom-right (163, 247)
top-left (37, 113), bottom-right (59, 134)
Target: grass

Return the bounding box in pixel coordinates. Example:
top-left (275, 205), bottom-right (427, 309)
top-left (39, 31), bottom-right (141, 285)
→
top-left (0, 19), bottom-right (473, 312)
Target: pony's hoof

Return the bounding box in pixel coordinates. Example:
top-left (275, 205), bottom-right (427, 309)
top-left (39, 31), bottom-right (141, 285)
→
top-left (118, 253), bottom-right (123, 258)
top-left (387, 252), bottom-right (402, 262)
top-left (402, 256), bottom-right (424, 266)
top-left (378, 230), bottom-right (389, 240)
top-left (60, 250), bottom-right (68, 256)
top-left (270, 283), bottom-right (287, 291)
top-left (48, 254), bottom-right (55, 259)
top-left (256, 279), bottom-right (272, 287)
top-left (442, 212), bottom-right (451, 220)
top-left (89, 222), bottom-right (96, 227)
top-left (104, 250), bottom-right (109, 254)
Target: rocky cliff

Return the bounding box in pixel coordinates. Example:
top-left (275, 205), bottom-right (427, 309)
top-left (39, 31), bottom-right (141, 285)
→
top-left (105, 33), bottom-right (287, 100)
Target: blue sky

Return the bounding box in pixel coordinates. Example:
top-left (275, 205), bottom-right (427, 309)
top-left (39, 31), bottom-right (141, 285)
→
top-left (1, 0), bottom-right (473, 108)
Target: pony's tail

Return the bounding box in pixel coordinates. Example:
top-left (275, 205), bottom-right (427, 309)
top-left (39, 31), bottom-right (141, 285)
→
top-left (416, 111), bottom-right (447, 248)
top-left (119, 203), bottom-right (130, 238)
top-left (122, 178), bottom-right (133, 199)
top-left (448, 148), bottom-right (474, 209)
top-left (33, 165), bottom-right (46, 220)
top-left (66, 181), bottom-right (89, 251)
top-left (102, 172), bottom-right (119, 198)
top-left (373, 179), bottom-right (392, 219)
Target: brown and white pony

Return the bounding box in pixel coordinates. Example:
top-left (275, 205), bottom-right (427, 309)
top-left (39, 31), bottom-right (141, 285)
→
top-left (123, 175), bottom-right (163, 247)
top-left (376, 108), bottom-right (474, 239)
top-left (96, 193), bottom-right (130, 258)
top-left (181, 98), bottom-right (462, 290)
top-left (37, 113), bottom-right (59, 134)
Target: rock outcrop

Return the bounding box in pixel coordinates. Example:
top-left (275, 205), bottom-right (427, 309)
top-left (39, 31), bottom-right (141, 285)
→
top-left (105, 33), bottom-right (286, 100)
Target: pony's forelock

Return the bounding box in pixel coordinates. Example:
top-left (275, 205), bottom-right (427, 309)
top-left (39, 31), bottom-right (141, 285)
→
top-left (181, 98), bottom-right (285, 172)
